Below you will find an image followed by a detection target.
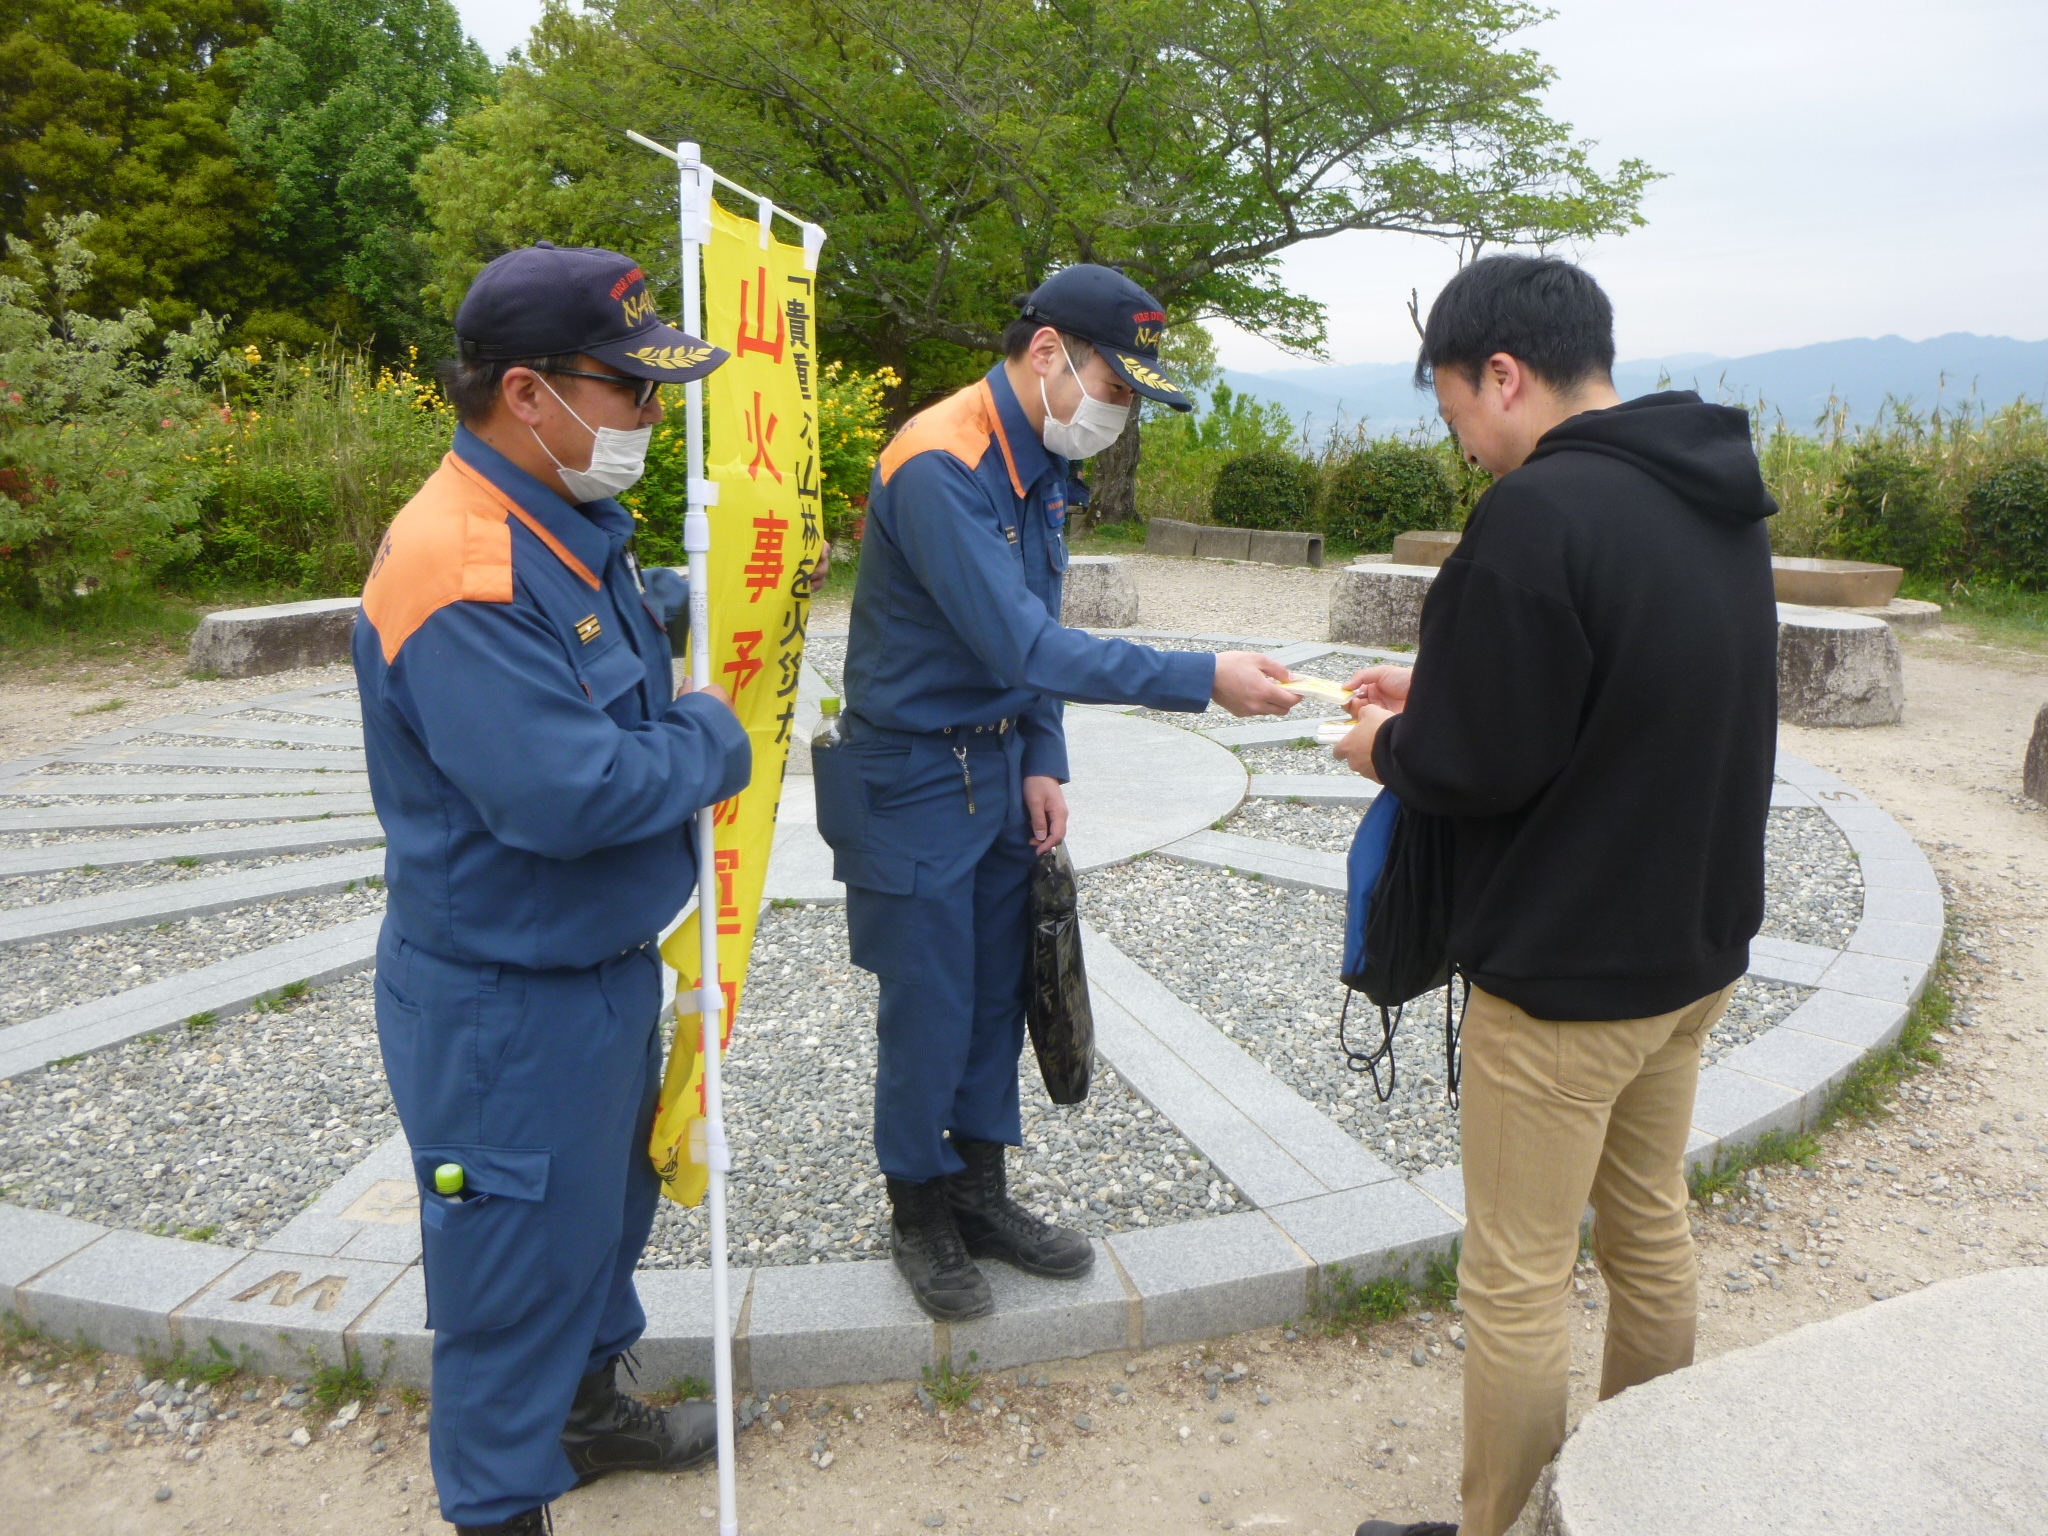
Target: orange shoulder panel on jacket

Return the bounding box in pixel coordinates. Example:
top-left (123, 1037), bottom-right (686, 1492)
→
top-left (360, 455), bottom-right (515, 664)
top-left (878, 380), bottom-right (1019, 493)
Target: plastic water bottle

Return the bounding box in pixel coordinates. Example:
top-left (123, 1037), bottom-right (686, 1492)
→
top-left (812, 696), bottom-right (843, 753)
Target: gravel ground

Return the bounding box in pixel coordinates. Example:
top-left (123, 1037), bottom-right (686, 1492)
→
top-left (805, 634), bottom-right (848, 692)
top-left (0, 817), bottom-right (340, 851)
top-left (1762, 805), bottom-right (1863, 947)
top-left (1080, 857), bottom-right (1816, 1176)
top-left (1223, 799), bottom-right (1363, 853)
top-left (0, 848), bottom-right (348, 907)
top-left (642, 902), bottom-right (1239, 1268)
top-left (0, 882), bottom-right (385, 1029)
top-left (0, 972), bottom-right (395, 1245)
top-left (1236, 741), bottom-right (1355, 777)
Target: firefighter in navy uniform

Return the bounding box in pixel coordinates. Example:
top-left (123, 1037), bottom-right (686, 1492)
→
top-left (815, 264), bottom-right (1302, 1319)
top-left (355, 244), bottom-right (751, 1534)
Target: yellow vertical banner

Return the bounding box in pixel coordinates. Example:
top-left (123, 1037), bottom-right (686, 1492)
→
top-left (650, 199), bottom-right (826, 1205)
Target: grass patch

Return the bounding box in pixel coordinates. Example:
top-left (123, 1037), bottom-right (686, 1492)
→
top-left (307, 1346), bottom-right (382, 1409)
top-left (167, 856), bottom-right (202, 868)
top-left (921, 1350), bottom-right (980, 1410)
top-left (140, 1336), bottom-right (244, 1386)
top-left (179, 1224), bottom-right (220, 1242)
top-left (1689, 942), bottom-right (1954, 1203)
top-left (0, 589), bottom-right (207, 680)
top-left (653, 1373), bottom-right (713, 1404)
top-left (254, 979), bottom-right (312, 1013)
top-left (2, 1311), bottom-right (103, 1369)
top-left (1902, 575), bottom-right (2048, 655)
top-left (1311, 1248), bottom-right (1458, 1335)
top-left (74, 697), bottom-right (128, 714)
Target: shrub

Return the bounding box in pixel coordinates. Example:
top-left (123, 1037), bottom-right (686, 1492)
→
top-left (0, 215), bottom-right (235, 607)
top-left (1320, 440), bottom-right (1457, 551)
top-left (1139, 381), bottom-right (1301, 524)
top-left (187, 344), bottom-right (451, 595)
top-left (1825, 439), bottom-right (1957, 573)
top-left (1211, 449), bottom-right (1317, 531)
top-left (1962, 453), bottom-right (2048, 589)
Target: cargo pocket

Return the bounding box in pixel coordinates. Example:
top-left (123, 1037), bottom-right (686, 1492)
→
top-left (580, 633), bottom-right (649, 724)
top-left (411, 1144), bottom-right (553, 1334)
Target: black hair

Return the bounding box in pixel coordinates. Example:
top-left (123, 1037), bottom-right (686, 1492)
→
top-left (1001, 306), bottom-right (1097, 366)
top-left (436, 352), bottom-right (583, 425)
top-left (1413, 255), bottom-right (1615, 392)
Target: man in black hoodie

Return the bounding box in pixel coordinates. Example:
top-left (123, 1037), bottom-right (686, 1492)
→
top-left (1338, 257), bottom-right (1779, 1536)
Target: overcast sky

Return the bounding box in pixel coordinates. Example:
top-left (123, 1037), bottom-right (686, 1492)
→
top-left (454, 0), bottom-right (2048, 369)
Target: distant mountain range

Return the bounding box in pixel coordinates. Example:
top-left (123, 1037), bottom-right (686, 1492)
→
top-left (1220, 333), bottom-right (2048, 436)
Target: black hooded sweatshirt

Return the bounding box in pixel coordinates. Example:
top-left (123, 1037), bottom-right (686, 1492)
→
top-left (1371, 391), bottom-right (1779, 1022)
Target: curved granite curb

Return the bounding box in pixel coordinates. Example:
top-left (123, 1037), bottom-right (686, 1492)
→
top-left (0, 639), bottom-right (1941, 1394)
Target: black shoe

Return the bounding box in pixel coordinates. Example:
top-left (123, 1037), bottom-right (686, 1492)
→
top-left (945, 1137), bottom-right (1094, 1279)
top-left (888, 1176), bottom-right (995, 1320)
top-left (1355, 1522), bottom-right (1457, 1536)
top-left (456, 1507), bottom-right (550, 1536)
top-left (560, 1356), bottom-right (717, 1487)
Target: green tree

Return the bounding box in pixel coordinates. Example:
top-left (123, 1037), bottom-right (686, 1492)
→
top-left (0, 0), bottom-right (301, 340)
top-left (228, 0), bottom-right (493, 356)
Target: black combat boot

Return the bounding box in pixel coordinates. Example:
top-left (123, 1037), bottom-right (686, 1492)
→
top-left (887, 1176), bottom-right (994, 1320)
top-left (560, 1355), bottom-right (717, 1486)
top-left (944, 1137), bottom-right (1094, 1278)
top-left (455, 1506), bottom-right (550, 1535)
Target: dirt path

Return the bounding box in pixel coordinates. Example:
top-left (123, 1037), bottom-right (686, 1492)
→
top-left (3, 583), bottom-right (2045, 1535)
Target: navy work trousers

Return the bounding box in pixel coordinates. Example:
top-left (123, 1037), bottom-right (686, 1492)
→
top-left (816, 722), bottom-right (1036, 1182)
top-left (375, 926), bottom-right (663, 1527)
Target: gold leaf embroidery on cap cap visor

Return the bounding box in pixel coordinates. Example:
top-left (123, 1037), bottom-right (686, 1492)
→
top-left (624, 344), bottom-right (716, 370)
top-left (1118, 355), bottom-right (1178, 392)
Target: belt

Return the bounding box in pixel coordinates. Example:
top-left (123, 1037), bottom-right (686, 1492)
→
top-left (940, 719), bottom-right (1012, 736)
top-left (844, 711), bottom-right (1014, 742)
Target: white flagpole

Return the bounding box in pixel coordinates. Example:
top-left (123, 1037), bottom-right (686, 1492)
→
top-left (631, 128), bottom-right (739, 1536)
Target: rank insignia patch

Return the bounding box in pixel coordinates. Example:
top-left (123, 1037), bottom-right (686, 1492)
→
top-left (575, 614), bottom-right (602, 644)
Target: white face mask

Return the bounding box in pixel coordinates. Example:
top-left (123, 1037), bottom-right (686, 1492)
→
top-left (1039, 342), bottom-right (1131, 460)
top-left (532, 376), bottom-right (652, 502)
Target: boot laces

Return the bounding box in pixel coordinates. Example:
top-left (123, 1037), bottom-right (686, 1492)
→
top-left (909, 1180), bottom-right (974, 1269)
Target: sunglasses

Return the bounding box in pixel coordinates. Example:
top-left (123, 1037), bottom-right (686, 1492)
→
top-left (540, 367), bottom-right (662, 410)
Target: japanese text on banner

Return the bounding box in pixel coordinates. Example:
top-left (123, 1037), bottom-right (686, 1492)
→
top-left (650, 198), bottom-right (824, 1206)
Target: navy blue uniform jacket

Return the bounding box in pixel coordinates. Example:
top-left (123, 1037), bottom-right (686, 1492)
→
top-left (354, 428), bottom-right (752, 971)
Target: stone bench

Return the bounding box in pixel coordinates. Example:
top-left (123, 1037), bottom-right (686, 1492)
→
top-left (1327, 562), bottom-right (1437, 648)
top-left (1390, 529), bottom-right (1461, 567)
top-left (1511, 1268), bottom-right (2048, 1535)
top-left (1142, 517), bottom-right (1322, 567)
top-left (1062, 555), bottom-right (1140, 628)
top-left (1771, 555), bottom-right (1904, 607)
top-left (1777, 603), bottom-right (1904, 727)
top-left (186, 597), bottom-right (360, 678)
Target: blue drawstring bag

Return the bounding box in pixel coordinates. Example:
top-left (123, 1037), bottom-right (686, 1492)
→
top-left (1338, 789), bottom-right (1462, 1105)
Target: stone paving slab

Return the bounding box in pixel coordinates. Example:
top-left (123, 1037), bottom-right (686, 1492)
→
top-left (1859, 886), bottom-right (1943, 926)
top-left (0, 847), bottom-right (384, 945)
top-left (0, 815), bottom-right (385, 878)
top-left (57, 744), bottom-right (368, 772)
top-left (1817, 950), bottom-right (1928, 1004)
top-left (1536, 1268), bottom-right (2048, 1535)
top-left (18, 1228), bottom-right (244, 1356)
top-left (258, 697), bottom-right (364, 725)
top-left (1715, 1027), bottom-right (1867, 1122)
top-left (1690, 1064), bottom-right (1806, 1142)
top-left (0, 771), bottom-right (370, 798)
top-left (1776, 990), bottom-right (1909, 1051)
top-left (264, 1134), bottom-right (415, 1259)
top-left (178, 1251), bottom-right (409, 1373)
top-left (1156, 828), bottom-right (1346, 892)
top-left (1265, 1181), bottom-right (1464, 1285)
top-left (1106, 1211), bottom-right (1309, 1348)
top-left (1247, 774), bottom-right (1380, 806)
top-left (0, 913), bottom-right (382, 1079)
top-left (944, 1242), bottom-right (1135, 1372)
top-left (1205, 719), bottom-right (1333, 749)
top-left (0, 795), bottom-right (379, 834)
top-left (344, 1265), bottom-right (430, 1387)
top-left (1084, 927), bottom-right (1396, 1203)
top-left (0, 1204), bottom-right (106, 1311)
top-left (1844, 917), bottom-right (1943, 964)
top-left (1746, 933), bottom-right (1840, 986)
top-left (634, 1267), bottom-right (750, 1392)
top-left (122, 715), bottom-right (364, 749)
top-left (744, 1259), bottom-right (934, 1389)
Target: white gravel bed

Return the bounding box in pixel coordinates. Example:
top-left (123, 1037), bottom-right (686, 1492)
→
top-left (1762, 805), bottom-right (1862, 948)
top-left (30, 759), bottom-right (356, 778)
top-left (1223, 799), bottom-right (1363, 853)
top-left (0, 972), bottom-right (395, 1246)
top-left (641, 902), bottom-right (1239, 1269)
top-left (1080, 857), bottom-right (1815, 1176)
top-left (0, 883), bottom-right (385, 1029)
top-left (0, 848), bottom-right (351, 908)
top-left (1236, 741), bottom-right (1355, 777)
top-left (0, 816), bottom-right (334, 852)
top-left (115, 729), bottom-right (360, 754)
top-left (233, 708), bottom-right (365, 727)
top-left (804, 636), bottom-right (847, 692)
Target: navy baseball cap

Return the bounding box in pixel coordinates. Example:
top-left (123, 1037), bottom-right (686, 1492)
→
top-left (455, 241), bottom-right (729, 385)
top-left (1018, 264), bottom-right (1192, 412)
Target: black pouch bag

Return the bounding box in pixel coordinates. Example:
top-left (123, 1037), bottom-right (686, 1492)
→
top-left (1027, 843), bottom-right (1094, 1104)
top-left (1338, 790), bottom-right (1463, 1105)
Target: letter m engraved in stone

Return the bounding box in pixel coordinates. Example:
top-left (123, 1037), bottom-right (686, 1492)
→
top-left (232, 1271), bottom-right (348, 1312)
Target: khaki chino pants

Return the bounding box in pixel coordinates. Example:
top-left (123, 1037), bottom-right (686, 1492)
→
top-left (1456, 981), bottom-right (1734, 1536)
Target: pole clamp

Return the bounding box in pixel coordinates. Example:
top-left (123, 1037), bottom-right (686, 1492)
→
top-left (688, 478), bottom-right (721, 507)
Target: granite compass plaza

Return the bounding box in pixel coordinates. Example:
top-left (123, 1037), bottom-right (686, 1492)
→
top-left (0, 630), bottom-right (1943, 1393)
